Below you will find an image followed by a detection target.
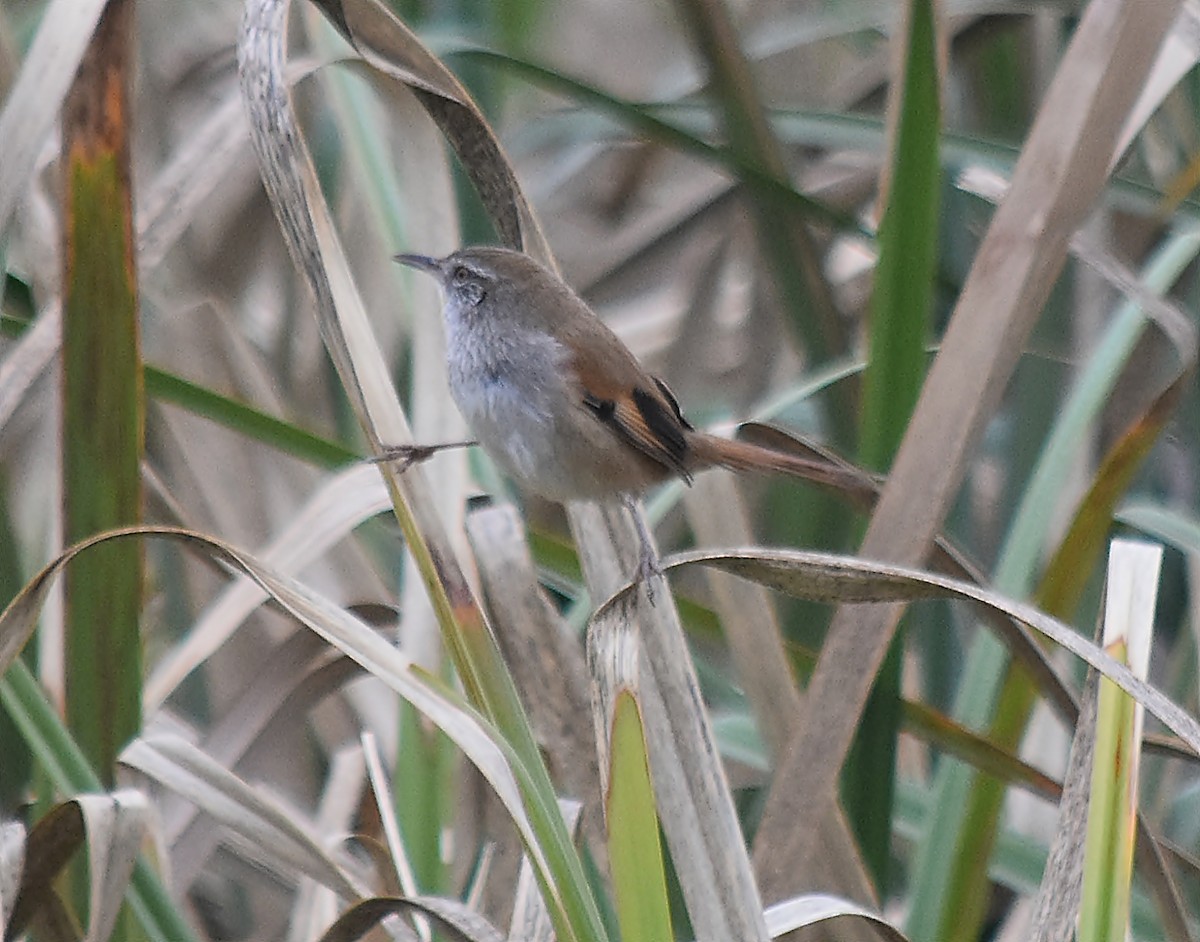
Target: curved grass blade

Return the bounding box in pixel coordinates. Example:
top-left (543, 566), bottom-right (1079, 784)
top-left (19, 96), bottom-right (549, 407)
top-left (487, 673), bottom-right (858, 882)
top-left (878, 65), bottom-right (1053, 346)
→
top-left (618, 547), bottom-right (1200, 756)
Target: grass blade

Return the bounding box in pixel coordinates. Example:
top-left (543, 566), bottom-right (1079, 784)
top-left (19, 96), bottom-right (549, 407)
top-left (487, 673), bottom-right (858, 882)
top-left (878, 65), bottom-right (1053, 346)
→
top-left (1078, 540), bottom-right (1161, 942)
top-left (60, 0), bottom-right (142, 784)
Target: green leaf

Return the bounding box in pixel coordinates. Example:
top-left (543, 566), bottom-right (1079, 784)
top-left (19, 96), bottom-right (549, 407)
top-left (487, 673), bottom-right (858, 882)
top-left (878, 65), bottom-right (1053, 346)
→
top-left (607, 690), bottom-right (674, 942)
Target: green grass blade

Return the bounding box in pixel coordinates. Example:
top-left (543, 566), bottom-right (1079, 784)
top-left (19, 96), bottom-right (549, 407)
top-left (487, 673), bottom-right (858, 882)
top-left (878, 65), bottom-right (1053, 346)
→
top-left (1, 313), bottom-right (361, 468)
top-left (60, 0), bottom-right (142, 784)
top-left (1079, 541), bottom-right (1160, 942)
top-left (848, 0), bottom-right (941, 885)
top-left (146, 367), bottom-right (360, 468)
top-left (607, 690), bottom-right (674, 942)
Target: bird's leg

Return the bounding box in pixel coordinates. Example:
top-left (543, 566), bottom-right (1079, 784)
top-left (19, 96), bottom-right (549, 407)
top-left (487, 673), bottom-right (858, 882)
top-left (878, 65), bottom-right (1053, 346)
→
top-left (621, 494), bottom-right (663, 603)
top-left (371, 440), bottom-right (478, 472)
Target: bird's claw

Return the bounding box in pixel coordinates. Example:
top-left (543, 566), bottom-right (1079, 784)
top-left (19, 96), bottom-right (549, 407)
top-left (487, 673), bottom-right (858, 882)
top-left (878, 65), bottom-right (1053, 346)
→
top-left (372, 440), bottom-right (478, 472)
top-left (372, 444), bottom-right (439, 473)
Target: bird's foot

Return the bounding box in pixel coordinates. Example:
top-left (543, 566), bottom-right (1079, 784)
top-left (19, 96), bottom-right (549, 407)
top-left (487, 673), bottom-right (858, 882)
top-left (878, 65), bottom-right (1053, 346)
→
top-left (621, 494), bottom-right (664, 606)
top-left (633, 541), bottom-right (664, 605)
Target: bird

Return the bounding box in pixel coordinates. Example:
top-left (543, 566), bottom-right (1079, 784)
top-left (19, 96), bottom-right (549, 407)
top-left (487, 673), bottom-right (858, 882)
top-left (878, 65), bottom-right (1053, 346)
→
top-left (385, 246), bottom-right (869, 592)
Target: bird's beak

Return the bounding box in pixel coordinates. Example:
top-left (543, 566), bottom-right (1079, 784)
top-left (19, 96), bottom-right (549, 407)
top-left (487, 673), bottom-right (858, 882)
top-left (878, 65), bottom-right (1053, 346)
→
top-left (393, 253), bottom-right (440, 273)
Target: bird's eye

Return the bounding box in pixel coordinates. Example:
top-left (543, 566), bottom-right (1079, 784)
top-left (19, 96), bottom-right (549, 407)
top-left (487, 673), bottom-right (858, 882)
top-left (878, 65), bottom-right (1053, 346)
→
top-left (452, 266), bottom-right (471, 285)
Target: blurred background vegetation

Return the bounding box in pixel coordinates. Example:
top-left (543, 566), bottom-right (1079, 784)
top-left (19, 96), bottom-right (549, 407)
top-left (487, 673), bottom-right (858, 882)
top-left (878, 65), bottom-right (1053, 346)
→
top-left (2, 0), bottom-right (1200, 940)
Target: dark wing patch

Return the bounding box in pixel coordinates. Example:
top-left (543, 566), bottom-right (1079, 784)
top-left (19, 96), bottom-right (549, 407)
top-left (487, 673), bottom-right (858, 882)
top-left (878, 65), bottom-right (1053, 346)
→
top-left (582, 393), bottom-right (616, 422)
top-left (584, 385), bottom-right (693, 484)
top-left (631, 387), bottom-right (688, 463)
top-left (652, 377), bottom-right (694, 431)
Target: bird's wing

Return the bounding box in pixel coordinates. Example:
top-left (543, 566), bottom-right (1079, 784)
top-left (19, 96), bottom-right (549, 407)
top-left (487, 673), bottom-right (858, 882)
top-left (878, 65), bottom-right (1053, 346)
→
top-left (570, 339), bottom-right (695, 483)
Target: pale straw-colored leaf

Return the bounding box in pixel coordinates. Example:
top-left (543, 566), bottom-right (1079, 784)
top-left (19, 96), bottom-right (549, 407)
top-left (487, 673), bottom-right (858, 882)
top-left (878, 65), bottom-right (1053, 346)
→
top-left (361, 731), bottom-right (423, 913)
top-left (763, 893), bottom-right (908, 940)
top-left (1029, 673), bottom-right (1099, 942)
top-left (646, 547), bottom-right (1200, 755)
top-left (289, 747), bottom-right (369, 942)
top-left (581, 532), bottom-right (768, 942)
top-left (1116, 3), bottom-right (1200, 157)
top-left (122, 733), bottom-right (366, 900)
top-left (0, 0), bottom-right (107, 238)
top-left (77, 790), bottom-right (151, 942)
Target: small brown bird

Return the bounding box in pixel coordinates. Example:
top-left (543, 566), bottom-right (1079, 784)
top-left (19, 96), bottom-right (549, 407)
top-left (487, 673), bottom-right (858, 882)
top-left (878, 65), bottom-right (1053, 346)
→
top-left (389, 246), bottom-right (865, 586)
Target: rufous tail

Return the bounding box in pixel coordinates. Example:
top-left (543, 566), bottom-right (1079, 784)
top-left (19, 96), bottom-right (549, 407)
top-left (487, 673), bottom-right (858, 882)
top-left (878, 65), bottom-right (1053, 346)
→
top-left (688, 433), bottom-right (878, 504)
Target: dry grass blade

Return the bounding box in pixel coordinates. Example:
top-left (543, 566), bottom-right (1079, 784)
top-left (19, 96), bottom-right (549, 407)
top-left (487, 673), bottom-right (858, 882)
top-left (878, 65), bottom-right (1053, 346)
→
top-left (0, 0), bottom-right (107, 237)
top-left (360, 731), bottom-right (421, 907)
top-left (145, 463), bottom-right (390, 709)
top-left (751, 0), bottom-right (1184, 897)
top-left (306, 0), bottom-right (551, 264)
top-left (1118, 4), bottom-right (1200, 157)
top-left (4, 791), bottom-right (148, 942)
top-left (586, 601), bottom-right (640, 799)
top-left (122, 735), bottom-right (367, 900)
top-left (646, 548), bottom-right (1200, 755)
top-left (76, 791), bottom-right (150, 942)
top-left (1029, 672), bottom-right (1098, 942)
top-left (762, 893), bottom-right (907, 940)
top-left (314, 895), bottom-right (505, 942)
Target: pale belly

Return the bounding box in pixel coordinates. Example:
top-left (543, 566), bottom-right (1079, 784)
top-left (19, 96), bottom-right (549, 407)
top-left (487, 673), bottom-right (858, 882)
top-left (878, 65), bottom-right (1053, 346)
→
top-left (447, 342), bottom-right (661, 502)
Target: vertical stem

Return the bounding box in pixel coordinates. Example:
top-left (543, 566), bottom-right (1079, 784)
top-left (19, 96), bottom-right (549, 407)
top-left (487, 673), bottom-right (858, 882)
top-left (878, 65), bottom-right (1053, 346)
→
top-left (61, 0), bottom-right (143, 784)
